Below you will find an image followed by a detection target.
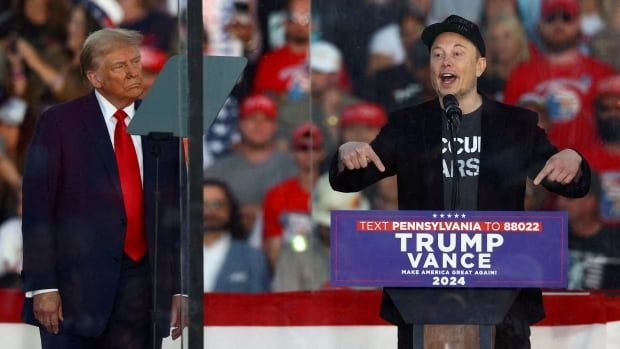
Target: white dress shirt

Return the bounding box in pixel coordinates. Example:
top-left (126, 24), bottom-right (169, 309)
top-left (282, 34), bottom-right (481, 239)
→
top-left (203, 234), bottom-right (231, 292)
top-left (95, 90), bottom-right (144, 183)
top-left (26, 91), bottom-right (144, 298)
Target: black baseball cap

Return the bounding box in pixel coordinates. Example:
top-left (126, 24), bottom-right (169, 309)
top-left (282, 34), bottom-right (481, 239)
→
top-left (421, 15), bottom-right (486, 57)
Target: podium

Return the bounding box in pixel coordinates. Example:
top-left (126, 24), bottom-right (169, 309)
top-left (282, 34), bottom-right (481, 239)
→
top-left (383, 288), bottom-right (519, 348)
top-left (330, 210), bottom-right (568, 349)
top-left (128, 54), bottom-right (247, 349)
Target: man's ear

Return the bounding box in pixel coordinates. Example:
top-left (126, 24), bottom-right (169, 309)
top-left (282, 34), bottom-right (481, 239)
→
top-left (86, 70), bottom-right (102, 88)
top-left (476, 57), bottom-right (487, 78)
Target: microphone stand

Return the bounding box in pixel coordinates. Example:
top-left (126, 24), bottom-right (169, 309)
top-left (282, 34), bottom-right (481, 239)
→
top-left (447, 116), bottom-right (460, 210)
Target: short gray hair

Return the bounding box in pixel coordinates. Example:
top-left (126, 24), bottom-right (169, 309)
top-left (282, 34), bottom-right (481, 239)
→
top-left (80, 28), bottom-right (143, 78)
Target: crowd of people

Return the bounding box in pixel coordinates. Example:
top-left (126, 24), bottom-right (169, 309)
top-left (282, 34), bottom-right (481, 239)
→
top-left (0, 0), bottom-right (619, 292)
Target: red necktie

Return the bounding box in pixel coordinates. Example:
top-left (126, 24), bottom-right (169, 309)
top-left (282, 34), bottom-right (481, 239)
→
top-left (113, 109), bottom-right (147, 261)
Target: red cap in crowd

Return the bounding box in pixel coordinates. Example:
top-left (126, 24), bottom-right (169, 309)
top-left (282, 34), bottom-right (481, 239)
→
top-left (340, 103), bottom-right (387, 129)
top-left (541, 0), bottom-right (579, 17)
top-left (292, 122), bottom-right (323, 150)
top-left (596, 75), bottom-right (620, 96)
top-left (240, 94), bottom-right (277, 120)
top-left (140, 46), bottom-right (167, 73)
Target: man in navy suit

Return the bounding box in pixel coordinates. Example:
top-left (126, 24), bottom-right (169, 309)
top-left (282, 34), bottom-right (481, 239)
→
top-left (21, 28), bottom-right (183, 348)
top-left (330, 15), bottom-right (591, 348)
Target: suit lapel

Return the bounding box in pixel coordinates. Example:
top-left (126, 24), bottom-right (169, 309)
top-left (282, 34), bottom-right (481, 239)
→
top-left (79, 92), bottom-right (122, 196)
top-left (478, 97), bottom-right (506, 210)
top-left (419, 99), bottom-right (444, 209)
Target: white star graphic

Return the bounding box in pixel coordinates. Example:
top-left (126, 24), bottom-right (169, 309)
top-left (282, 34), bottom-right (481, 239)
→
top-left (461, 214), bottom-right (466, 218)
top-left (432, 213), bottom-right (437, 218)
top-left (440, 214), bottom-right (445, 218)
top-left (447, 214), bottom-right (452, 218)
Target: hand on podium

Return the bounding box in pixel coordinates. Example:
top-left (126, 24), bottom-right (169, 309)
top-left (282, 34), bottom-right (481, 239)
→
top-left (170, 295), bottom-right (188, 340)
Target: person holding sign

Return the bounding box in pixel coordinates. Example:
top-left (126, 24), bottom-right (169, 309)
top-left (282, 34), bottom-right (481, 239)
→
top-left (329, 14), bottom-right (591, 349)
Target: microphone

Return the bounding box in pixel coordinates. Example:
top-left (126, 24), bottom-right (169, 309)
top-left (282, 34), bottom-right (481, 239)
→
top-left (442, 94), bottom-right (462, 132)
top-left (442, 94), bottom-right (461, 210)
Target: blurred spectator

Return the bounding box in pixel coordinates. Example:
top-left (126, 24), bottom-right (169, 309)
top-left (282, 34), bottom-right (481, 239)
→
top-left (317, 0), bottom-right (402, 96)
top-left (203, 0), bottom-right (263, 98)
top-left (202, 179), bottom-right (270, 293)
top-left (256, 0), bottom-right (287, 51)
top-left (366, 4), bottom-right (427, 77)
top-left (339, 102), bottom-right (387, 144)
top-left (557, 172), bottom-right (620, 289)
top-left (204, 0), bottom-right (262, 60)
top-left (138, 44), bottom-right (167, 97)
top-left (262, 122), bottom-right (324, 269)
top-left (426, 0), bottom-right (483, 25)
top-left (252, 0), bottom-right (309, 98)
top-left (0, 87), bottom-right (26, 160)
top-left (272, 173), bottom-right (369, 291)
top-left (310, 41), bottom-right (358, 154)
top-left (0, 0), bottom-right (71, 171)
top-left (369, 40), bottom-right (433, 112)
top-left (0, 140), bottom-right (21, 194)
top-left (517, 0), bottom-right (544, 49)
top-left (0, 189), bottom-right (21, 288)
top-left (0, 0), bottom-right (69, 108)
top-left (118, 0), bottom-right (177, 53)
top-left (590, 0), bottom-right (620, 71)
top-left (269, 40), bottom-right (338, 152)
top-left (579, 0), bottom-right (604, 40)
top-left (592, 75), bottom-right (620, 157)
top-left (204, 94), bottom-right (297, 241)
top-left (589, 76), bottom-right (620, 223)
top-left (480, 0), bottom-right (518, 29)
top-left (0, 86), bottom-right (22, 221)
top-left (479, 14), bottom-right (530, 101)
top-left (11, 0), bottom-right (123, 102)
top-left (0, 0), bottom-right (67, 45)
top-left (504, 0), bottom-right (615, 153)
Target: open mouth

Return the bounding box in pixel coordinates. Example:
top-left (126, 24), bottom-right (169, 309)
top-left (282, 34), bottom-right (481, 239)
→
top-left (440, 73), bottom-right (457, 85)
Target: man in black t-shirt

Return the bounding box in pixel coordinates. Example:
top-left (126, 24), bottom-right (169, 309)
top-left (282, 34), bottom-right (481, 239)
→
top-left (330, 15), bottom-right (591, 349)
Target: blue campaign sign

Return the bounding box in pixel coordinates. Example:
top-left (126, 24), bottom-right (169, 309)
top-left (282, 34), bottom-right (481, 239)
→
top-left (330, 210), bottom-right (568, 288)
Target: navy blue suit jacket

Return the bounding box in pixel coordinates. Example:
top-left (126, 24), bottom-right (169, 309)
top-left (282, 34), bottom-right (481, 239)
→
top-left (330, 95), bottom-right (591, 325)
top-left (21, 92), bottom-right (181, 337)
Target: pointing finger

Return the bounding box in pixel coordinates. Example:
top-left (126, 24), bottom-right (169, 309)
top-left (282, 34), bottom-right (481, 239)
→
top-left (367, 148), bottom-right (385, 172)
top-left (533, 164), bottom-right (552, 185)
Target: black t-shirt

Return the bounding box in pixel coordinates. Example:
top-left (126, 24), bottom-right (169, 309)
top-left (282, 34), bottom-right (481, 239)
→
top-left (442, 106), bottom-right (482, 210)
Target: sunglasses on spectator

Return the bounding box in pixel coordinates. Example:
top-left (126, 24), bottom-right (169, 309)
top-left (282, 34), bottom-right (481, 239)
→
top-left (543, 11), bottom-right (575, 23)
